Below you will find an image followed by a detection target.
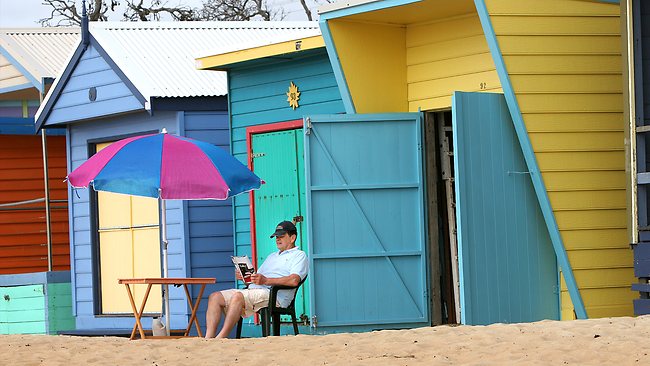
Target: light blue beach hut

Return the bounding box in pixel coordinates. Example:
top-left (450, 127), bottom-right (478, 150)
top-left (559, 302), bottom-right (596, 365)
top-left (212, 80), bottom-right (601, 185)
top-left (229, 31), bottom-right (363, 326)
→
top-left (34, 20), bottom-right (318, 335)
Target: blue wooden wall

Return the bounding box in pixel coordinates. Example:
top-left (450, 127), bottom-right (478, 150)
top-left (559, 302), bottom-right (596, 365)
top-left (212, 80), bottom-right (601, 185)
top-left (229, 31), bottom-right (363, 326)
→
top-left (45, 44), bottom-right (142, 127)
top-left (229, 50), bottom-right (345, 259)
top-left (68, 111), bottom-right (185, 330)
top-left (181, 111), bottom-right (234, 332)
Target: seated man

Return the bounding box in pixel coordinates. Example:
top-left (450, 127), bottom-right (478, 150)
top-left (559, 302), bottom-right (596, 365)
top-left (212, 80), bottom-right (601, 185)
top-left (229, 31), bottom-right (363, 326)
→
top-left (205, 220), bottom-right (308, 338)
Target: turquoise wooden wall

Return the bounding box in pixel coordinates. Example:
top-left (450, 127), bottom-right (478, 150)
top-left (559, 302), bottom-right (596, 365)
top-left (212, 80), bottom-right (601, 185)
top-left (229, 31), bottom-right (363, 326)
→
top-left (304, 113), bottom-right (429, 330)
top-left (452, 92), bottom-right (559, 325)
top-left (229, 50), bottom-right (345, 259)
top-left (45, 44), bottom-right (142, 126)
top-left (0, 271), bottom-right (74, 334)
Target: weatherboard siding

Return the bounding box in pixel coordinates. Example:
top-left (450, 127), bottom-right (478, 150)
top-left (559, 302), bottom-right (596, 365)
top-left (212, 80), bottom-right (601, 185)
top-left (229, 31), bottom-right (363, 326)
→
top-left (182, 111), bottom-right (234, 332)
top-left (229, 51), bottom-right (344, 261)
top-left (45, 44), bottom-right (141, 126)
top-left (406, 13), bottom-right (502, 111)
top-left (485, 0), bottom-right (633, 319)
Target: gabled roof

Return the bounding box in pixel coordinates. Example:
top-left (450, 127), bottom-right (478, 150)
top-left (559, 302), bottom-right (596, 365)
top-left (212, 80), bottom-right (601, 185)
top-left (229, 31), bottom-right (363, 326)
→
top-left (35, 21), bottom-right (319, 130)
top-left (0, 27), bottom-right (80, 93)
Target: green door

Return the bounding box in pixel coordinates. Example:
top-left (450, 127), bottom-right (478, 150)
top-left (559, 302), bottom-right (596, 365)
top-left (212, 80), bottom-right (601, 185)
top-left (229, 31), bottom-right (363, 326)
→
top-left (251, 128), bottom-right (309, 322)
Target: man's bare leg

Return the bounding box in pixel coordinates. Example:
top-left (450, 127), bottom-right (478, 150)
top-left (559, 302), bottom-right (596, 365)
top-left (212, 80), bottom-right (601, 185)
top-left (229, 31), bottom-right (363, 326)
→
top-left (216, 291), bottom-right (244, 338)
top-left (205, 291), bottom-right (226, 338)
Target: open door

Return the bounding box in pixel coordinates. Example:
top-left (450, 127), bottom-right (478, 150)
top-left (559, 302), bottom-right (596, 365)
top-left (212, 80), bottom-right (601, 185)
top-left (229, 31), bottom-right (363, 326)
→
top-left (304, 113), bottom-right (429, 330)
top-left (452, 92), bottom-right (559, 325)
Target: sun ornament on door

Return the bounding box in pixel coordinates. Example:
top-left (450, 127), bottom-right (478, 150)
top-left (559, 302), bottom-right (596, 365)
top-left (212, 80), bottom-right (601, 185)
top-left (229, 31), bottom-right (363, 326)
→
top-left (286, 81), bottom-right (300, 110)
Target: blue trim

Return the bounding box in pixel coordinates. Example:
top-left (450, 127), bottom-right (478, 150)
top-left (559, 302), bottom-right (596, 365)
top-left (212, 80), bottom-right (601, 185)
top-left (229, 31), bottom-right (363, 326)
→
top-left (34, 42), bottom-right (86, 131)
top-left (66, 125), bottom-right (76, 317)
top-left (0, 270), bottom-right (70, 286)
top-left (0, 46), bottom-right (42, 91)
top-left (150, 96), bottom-right (227, 111)
top-left (0, 82), bottom-right (34, 94)
top-left (595, 0), bottom-right (619, 4)
top-left (90, 35), bottom-right (147, 107)
top-left (474, 0), bottom-right (587, 319)
top-left (319, 20), bottom-right (356, 114)
top-left (0, 117), bottom-right (35, 135)
top-left (319, 0), bottom-right (421, 20)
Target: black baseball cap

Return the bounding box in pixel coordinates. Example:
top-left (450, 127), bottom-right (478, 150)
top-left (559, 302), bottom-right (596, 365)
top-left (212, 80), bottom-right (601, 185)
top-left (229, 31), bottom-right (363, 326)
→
top-left (270, 221), bottom-right (297, 238)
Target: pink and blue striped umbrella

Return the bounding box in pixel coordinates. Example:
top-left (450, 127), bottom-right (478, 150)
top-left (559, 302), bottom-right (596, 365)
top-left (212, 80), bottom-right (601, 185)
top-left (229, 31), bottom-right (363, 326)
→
top-left (67, 132), bottom-right (262, 199)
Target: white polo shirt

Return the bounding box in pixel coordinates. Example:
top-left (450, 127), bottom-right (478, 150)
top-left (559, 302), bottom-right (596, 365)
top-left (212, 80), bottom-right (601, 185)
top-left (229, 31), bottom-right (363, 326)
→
top-left (249, 246), bottom-right (309, 308)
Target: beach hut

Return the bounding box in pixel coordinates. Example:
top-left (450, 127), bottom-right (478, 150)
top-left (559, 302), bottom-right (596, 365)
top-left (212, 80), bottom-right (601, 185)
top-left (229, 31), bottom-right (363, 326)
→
top-left (314, 0), bottom-right (632, 325)
top-left (202, 0), bottom-right (632, 333)
top-left (196, 29), bottom-right (345, 335)
top-left (622, 0), bottom-right (650, 315)
top-left (0, 28), bottom-right (78, 334)
top-left (34, 21), bottom-right (319, 334)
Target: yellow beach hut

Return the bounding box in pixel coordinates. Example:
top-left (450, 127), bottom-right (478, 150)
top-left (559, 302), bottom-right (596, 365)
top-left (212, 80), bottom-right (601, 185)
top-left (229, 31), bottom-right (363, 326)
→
top-left (317, 0), bottom-right (632, 322)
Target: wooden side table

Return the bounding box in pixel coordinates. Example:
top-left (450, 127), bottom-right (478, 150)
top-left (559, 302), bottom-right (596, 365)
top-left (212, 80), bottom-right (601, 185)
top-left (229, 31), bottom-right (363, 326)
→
top-left (118, 277), bottom-right (216, 340)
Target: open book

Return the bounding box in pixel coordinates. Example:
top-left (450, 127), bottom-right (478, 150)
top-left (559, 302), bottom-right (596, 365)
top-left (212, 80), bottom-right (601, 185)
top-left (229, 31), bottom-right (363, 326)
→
top-left (231, 255), bottom-right (255, 284)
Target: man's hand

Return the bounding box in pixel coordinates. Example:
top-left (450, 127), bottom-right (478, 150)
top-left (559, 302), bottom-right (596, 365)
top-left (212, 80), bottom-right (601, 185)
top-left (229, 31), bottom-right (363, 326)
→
top-left (235, 269), bottom-right (243, 281)
top-left (250, 273), bottom-right (267, 285)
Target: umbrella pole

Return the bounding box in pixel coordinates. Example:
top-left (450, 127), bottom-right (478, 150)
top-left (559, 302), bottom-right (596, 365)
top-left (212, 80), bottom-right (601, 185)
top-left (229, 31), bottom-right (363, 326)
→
top-left (161, 198), bottom-right (170, 336)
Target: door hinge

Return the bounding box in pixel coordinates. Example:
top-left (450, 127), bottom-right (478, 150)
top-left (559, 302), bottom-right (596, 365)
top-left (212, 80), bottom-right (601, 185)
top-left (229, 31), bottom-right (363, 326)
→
top-left (305, 117), bottom-right (312, 135)
top-left (293, 215), bottom-right (304, 223)
top-left (251, 152), bottom-right (266, 159)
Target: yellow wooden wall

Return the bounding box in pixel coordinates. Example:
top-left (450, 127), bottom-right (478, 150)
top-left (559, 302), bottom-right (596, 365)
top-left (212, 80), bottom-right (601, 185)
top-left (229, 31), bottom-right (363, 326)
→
top-left (328, 20), bottom-right (408, 113)
top-left (485, 0), bottom-right (634, 319)
top-left (406, 13), bottom-right (502, 111)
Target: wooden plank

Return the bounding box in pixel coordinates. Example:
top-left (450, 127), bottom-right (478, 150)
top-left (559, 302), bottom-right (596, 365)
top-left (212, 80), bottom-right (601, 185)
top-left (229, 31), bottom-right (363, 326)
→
top-left (535, 151), bottom-right (624, 171)
top-left (548, 190), bottom-right (626, 211)
top-left (491, 15), bottom-right (620, 35)
top-left (504, 54), bottom-right (621, 75)
top-left (118, 278), bottom-right (216, 285)
top-left (555, 209), bottom-right (627, 230)
top-left (543, 171), bottom-right (625, 191)
top-left (529, 131), bottom-right (624, 152)
top-left (0, 309), bottom-right (46, 323)
top-left (0, 321), bottom-right (46, 334)
top-left (498, 35), bottom-right (622, 55)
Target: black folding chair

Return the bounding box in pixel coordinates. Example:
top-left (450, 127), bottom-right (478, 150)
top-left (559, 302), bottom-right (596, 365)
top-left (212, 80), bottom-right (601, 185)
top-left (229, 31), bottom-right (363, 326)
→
top-left (235, 276), bottom-right (307, 338)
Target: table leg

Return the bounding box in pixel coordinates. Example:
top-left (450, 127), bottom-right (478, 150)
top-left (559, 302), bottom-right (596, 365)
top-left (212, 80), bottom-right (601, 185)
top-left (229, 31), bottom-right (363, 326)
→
top-left (183, 284), bottom-right (206, 337)
top-left (124, 284), bottom-right (144, 340)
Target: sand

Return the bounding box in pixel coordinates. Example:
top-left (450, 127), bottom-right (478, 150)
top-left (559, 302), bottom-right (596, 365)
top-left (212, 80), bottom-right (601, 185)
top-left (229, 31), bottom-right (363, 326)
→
top-left (2, 316), bottom-right (649, 365)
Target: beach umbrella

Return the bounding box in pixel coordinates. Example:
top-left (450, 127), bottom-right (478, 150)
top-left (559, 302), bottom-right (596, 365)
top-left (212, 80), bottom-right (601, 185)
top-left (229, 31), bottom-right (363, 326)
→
top-left (67, 130), bottom-right (262, 334)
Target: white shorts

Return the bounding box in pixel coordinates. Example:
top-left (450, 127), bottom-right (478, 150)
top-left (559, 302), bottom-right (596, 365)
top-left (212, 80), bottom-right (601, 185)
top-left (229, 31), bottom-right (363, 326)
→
top-left (221, 288), bottom-right (271, 318)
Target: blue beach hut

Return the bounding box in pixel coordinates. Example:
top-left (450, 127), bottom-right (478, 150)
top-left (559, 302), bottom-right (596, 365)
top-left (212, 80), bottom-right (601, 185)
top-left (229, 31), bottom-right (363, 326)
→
top-left (34, 21), bottom-right (319, 334)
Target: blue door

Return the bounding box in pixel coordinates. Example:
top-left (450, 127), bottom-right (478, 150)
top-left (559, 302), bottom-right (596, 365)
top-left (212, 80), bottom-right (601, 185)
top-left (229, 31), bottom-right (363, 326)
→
top-left (304, 113), bottom-right (429, 329)
top-left (452, 92), bottom-right (559, 325)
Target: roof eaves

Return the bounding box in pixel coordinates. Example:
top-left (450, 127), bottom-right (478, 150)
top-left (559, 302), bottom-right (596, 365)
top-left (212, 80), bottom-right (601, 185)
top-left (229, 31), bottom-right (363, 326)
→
top-left (197, 35), bottom-right (325, 71)
top-left (318, 0), bottom-right (421, 19)
top-left (0, 43), bottom-right (42, 91)
top-left (34, 40), bottom-right (84, 132)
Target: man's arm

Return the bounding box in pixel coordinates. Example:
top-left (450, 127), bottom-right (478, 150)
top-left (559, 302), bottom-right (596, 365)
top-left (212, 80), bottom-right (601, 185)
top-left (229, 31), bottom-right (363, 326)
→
top-left (249, 273), bottom-right (301, 287)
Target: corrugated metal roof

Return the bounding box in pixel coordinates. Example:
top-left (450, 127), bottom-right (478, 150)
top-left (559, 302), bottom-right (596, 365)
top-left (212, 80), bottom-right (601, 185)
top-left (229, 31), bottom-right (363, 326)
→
top-left (89, 21), bottom-right (320, 98)
top-left (0, 28), bottom-right (80, 85)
